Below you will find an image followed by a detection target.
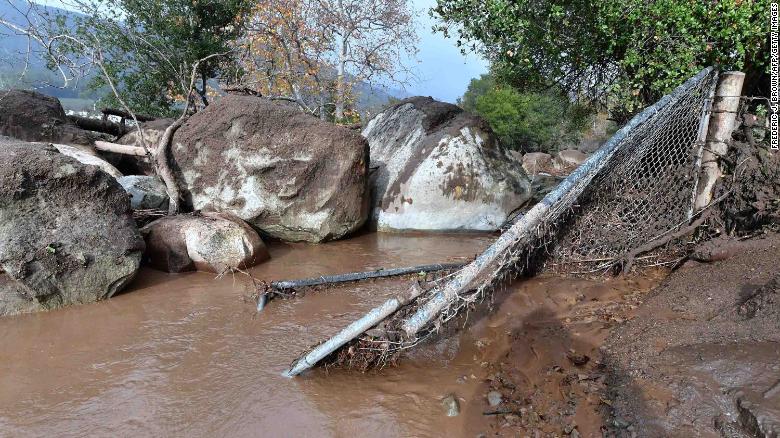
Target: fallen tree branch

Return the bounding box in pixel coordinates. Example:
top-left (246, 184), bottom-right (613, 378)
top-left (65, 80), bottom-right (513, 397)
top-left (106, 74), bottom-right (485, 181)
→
top-left (101, 107), bottom-right (155, 122)
top-left (271, 263), bottom-right (465, 291)
top-left (94, 140), bottom-right (149, 157)
top-left (285, 281), bottom-right (426, 377)
top-left (258, 262), bottom-right (465, 311)
top-left (620, 213), bottom-right (709, 273)
top-left (68, 115), bottom-right (130, 136)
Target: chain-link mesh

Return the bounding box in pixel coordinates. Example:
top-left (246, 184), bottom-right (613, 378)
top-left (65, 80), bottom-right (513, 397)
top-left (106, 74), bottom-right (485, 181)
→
top-left (289, 68), bottom-right (719, 373)
top-left (549, 69), bottom-right (718, 272)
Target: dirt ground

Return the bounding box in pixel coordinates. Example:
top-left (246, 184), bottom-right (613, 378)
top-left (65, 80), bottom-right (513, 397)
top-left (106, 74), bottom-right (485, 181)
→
top-left (601, 232), bottom-right (779, 437)
top-left (471, 232), bottom-right (779, 438)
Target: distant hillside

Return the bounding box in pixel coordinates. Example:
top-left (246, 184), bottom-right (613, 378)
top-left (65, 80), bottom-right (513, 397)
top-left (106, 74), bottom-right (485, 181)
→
top-left (0, 0), bottom-right (98, 101)
top-left (0, 1), bottom-right (407, 114)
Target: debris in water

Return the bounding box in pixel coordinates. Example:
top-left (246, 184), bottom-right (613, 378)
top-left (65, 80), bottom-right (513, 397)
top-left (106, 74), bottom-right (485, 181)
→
top-left (441, 394), bottom-right (460, 417)
top-left (486, 391), bottom-right (503, 407)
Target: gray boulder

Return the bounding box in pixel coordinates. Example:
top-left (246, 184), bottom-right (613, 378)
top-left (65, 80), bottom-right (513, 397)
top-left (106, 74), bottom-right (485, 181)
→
top-left (362, 97), bottom-right (531, 232)
top-left (171, 96), bottom-right (369, 243)
top-left (141, 212), bottom-right (270, 273)
top-left (0, 89), bottom-right (94, 145)
top-left (0, 142), bottom-right (144, 316)
top-left (554, 149), bottom-right (588, 171)
top-left (118, 175), bottom-right (169, 210)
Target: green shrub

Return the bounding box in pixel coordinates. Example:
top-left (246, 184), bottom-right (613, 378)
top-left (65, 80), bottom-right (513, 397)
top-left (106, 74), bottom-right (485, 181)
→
top-left (461, 74), bottom-right (591, 153)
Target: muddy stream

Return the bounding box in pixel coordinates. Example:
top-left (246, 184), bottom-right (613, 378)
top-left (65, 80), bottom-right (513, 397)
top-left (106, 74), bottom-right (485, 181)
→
top-left (0, 233), bottom-right (663, 437)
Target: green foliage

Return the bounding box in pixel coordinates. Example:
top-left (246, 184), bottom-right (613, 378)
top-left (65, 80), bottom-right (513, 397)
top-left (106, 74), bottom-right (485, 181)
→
top-left (458, 74), bottom-right (496, 111)
top-left (434, 0), bottom-right (769, 119)
top-left (64, 0), bottom-right (251, 116)
top-left (461, 73), bottom-right (591, 153)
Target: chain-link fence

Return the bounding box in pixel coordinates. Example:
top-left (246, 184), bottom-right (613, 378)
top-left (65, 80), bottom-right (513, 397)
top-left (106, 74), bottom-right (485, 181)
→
top-left (549, 69), bottom-right (719, 273)
top-left (288, 68), bottom-right (720, 374)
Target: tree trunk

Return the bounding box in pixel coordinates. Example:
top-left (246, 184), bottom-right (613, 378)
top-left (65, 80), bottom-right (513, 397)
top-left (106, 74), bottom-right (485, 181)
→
top-left (67, 115), bottom-right (130, 137)
top-left (335, 38), bottom-right (347, 121)
top-left (94, 140), bottom-right (148, 156)
top-left (155, 115), bottom-right (188, 215)
top-left (197, 73), bottom-right (209, 107)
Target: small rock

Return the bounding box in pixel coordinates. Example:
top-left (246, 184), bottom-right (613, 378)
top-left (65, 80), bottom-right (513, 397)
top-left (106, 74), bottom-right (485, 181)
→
top-left (442, 394), bottom-right (460, 417)
top-left (487, 390), bottom-right (503, 407)
top-left (141, 212), bottom-right (269, 273)
top-left (566, 350), bottom-right (591, 366)
top-left (570, 428), bottom-right (581, 438)
top-left (554, 149), bottom-right (588, 170)
top-left (118, 175), bottom-right (169, 210)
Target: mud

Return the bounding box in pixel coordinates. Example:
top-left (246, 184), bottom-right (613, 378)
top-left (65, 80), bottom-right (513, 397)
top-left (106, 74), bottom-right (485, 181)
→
top-left (0, 230), bottom-right (666, 437)
top-left (0, 233), bottom-right (496, 437)
top-left (462, 271), bottom-right (666, 437)
top-left (716, 138), bottom-right (780, 234)
top-left (602, 232), bottom-right (780, 437)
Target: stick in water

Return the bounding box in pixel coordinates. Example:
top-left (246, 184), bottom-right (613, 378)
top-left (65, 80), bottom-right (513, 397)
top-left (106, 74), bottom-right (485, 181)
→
top-left (258, 262), bottom-right (465, 311)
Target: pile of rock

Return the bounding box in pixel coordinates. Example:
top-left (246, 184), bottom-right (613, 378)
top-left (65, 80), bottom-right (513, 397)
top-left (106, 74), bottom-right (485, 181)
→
top-left (0, 89), bottom-right (566, 316)
top-left (520, 149), bottom-right (589, 176)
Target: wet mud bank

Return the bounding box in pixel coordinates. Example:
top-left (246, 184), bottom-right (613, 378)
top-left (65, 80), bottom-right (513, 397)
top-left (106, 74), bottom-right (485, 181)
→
top-left (601, 232), bottom-right (780, 437)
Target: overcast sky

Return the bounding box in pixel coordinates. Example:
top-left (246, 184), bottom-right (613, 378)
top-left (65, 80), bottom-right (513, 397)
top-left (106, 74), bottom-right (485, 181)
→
top-left (36, 0), bottom-right (488, 103)
top-left (407, 0), bottom-right (488, 102)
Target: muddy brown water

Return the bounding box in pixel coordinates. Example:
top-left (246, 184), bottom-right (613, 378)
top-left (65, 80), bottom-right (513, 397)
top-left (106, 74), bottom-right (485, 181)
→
top-left (0, 233), bottom-right (660, 437)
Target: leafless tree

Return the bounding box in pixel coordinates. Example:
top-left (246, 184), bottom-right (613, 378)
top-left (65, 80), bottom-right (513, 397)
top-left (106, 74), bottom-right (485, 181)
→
top-left (0, 0), bottom-right (234, 214)
top-left (314, 0), bottom-right (419, 121)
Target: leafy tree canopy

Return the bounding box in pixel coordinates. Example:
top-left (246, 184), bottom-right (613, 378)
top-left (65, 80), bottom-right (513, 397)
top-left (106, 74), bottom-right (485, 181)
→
top-left (434, 0), bottom-right (769, 119)
top-left (66, 0), bottom-right (251, 116)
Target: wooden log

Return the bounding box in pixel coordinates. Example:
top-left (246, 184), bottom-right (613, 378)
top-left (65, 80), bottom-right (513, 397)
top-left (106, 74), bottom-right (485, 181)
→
top-left (101, 107), bottom-right (156, 122)
top-left (67, 115), bottom-right (130, 136)
top-left (94, 140), bottom-right (149, 157)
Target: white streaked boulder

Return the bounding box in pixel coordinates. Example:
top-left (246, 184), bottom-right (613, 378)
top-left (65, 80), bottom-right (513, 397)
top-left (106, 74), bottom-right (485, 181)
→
top-left (362, 97), bottom-right (532, 232)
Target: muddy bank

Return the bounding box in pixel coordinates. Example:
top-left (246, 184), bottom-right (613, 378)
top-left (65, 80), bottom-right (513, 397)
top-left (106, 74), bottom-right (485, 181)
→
top-left (601, 233), bottom-right (780, 437)
top-left (461, 272), bottom-right (665, 437)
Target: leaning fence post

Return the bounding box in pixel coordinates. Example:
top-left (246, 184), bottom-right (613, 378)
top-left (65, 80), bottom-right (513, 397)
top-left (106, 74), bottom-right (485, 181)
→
top-left (694, 71), bottom-right (745, 211)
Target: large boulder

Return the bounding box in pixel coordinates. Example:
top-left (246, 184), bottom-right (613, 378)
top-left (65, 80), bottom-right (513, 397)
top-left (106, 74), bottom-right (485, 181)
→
top-left (170, 96), bottom-right (369, 243)
top-left (362, 97), bottom-right (531, 232)
top-left (141, 212), bottom-right (270, 273)
top-left (0, 89), bottom-right (94, 145)
top-left (1, 135), bottom-right (123, 179)
top-left (0, 142), bottom-right (144, 316)
top-left (118, 175), bottom-right (169, 210)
